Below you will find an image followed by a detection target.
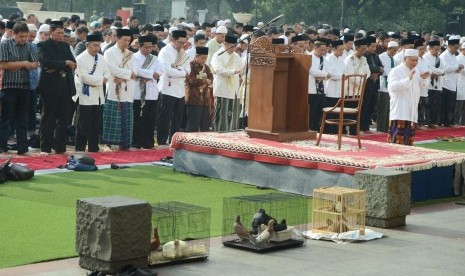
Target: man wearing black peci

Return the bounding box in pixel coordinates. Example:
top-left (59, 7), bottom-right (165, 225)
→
top-left (37, 20), bottom-right (77, 155)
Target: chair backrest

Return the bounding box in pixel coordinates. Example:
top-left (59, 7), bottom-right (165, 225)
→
top-left (339, 74), bottom-right (367, 112)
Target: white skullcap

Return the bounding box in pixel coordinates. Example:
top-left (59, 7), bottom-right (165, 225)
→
top-left (240, 34), bottom-right (249, 44)
top-left (387, 41), bottom-right (399, 48)
top-left (195, 30), bottom-right (206, 35)
top-left (217, 20), bottom-right (225, 26)
top-left (187, 23), bottom-right (195, 29)
top-left (110, 25), bottom-right (118, 30)
top-left (38, 24), bottom-right (50, 33)
top-left (387, 31), bottom-right (394, 36)
top-left (358, 30), bottom-right (366, 37)
top-left (122, 26), bottom-right (130, 29)
top-left (224, 19), bottom-right (231, 23)
top-left (27, 24), bottom-right (37, 32)
top-left (168, 26), bottom-right (178, 33)
top-left (257, 22), bottom-right (264, 27)
top-left (317, 29), bottom-right (325, 34)
top-left (216, 25), bottom-right (227, 34)
top-left (404, 49), bottom-right (418, 57)
top-left (451, 35), bottom-right (461, 40)
top-left (343, 28), bottom-right (350, 34)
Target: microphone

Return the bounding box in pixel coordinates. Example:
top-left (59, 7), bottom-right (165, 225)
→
top-left (270, 14), bottom-right (284, 23)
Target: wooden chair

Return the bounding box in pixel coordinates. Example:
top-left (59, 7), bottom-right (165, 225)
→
top-left (315, 74), bottom-right (367, 150)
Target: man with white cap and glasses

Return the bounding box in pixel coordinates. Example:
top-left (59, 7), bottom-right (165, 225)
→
top-left (206, 25), bottom-right (227, 66)
top-left (387, 49), bottom-right (430, 145)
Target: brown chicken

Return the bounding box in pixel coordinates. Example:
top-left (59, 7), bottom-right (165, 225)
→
top-left (151, 228), bottom-right (160, 251)
top-left (233, 215), bottom-right (251, 241)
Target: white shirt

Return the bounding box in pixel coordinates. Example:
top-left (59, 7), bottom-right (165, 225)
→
top-left (394, 50), bottom-right (405, 64)
top-left (158, 43), bottom-right (191, 98)
top-left (206, 38), bottom-right (222, 66)
top-left (440, 49), bottom-right (461, 91)
top-left (417, 56), bottom-right (431, 97)
top-left (132, 51), bottom-right (164, 101)
top-left (378, 52), bottom-right (399, 92)
top-left (186, 46), bottom-right (196, 63)
top-left (341, 48), bottom-right (354, 60)
top-left (211, 47), bottom-right (243, 99)
top-left (308, 53), bottom-right (328, 95)
top-left (456, 53), bottom-right (465, 100)
top-left (344, 53), bottom-right (371, 77)
top-left (423, 51), bottom-right (445, 91)
top-left (74, 51), bottom-right (111, 106)
top-left (103, 45), bottom-right (137, 103)
top-left (323, 53), bottom-right (347, 98)
top-left (388, 63), bottom-right (425, 122)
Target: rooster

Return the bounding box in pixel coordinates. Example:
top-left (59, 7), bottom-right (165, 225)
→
top-left (151, 228), bottom-right (160, 251)
top-left (233, 215), bottom-right (252, 242)
top-left (255, 219), bottom-right (275, 245)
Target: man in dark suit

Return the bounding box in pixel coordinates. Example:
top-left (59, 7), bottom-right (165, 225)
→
top-left (37, 20), bottom-right (76, 155)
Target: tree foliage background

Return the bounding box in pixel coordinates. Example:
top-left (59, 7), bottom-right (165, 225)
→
top-left (1, 0), bottom-right (464, 32)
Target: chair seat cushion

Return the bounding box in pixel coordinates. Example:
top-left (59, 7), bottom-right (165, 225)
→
top-left (323, 107), bottom-right (358, 114)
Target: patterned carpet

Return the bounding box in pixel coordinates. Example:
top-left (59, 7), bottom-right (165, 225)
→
top-left (171, 131), bottom-right (465, 175)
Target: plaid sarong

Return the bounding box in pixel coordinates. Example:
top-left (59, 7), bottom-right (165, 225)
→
top-left (102, 99), bottom-right (133, 147)
top-left (387, 120), bottom-right (416, 146)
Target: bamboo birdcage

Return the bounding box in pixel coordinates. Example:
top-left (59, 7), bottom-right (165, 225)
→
top-left (312, 187), bottom-right (366, 235)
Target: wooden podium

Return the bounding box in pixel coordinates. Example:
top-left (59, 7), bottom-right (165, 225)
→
top-left (245, 37), bottom-right (316, 142)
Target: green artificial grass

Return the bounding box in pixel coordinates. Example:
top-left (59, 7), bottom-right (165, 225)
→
top-left (0, 166), bottom-right (312, 268)
top-left (416, 140), bottom-right (465, 153)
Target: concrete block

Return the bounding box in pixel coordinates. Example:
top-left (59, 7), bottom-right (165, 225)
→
top-left (76, 196), bottom-right (151, 274)
top-left (354, 168), bottom-right (411, 228)
top-left (366, 216), bottom-right (406, 228)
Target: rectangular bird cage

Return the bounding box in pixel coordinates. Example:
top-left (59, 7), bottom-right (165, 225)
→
top-left (312, 187), bottom-right (366, 235)
top-left (149, 201), bottom-right (211, 266)
top-left (222, 193), bottom-right (309, 253)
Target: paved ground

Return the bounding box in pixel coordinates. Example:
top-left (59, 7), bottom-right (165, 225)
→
top-left (0, 201), bottom-right (464, 276)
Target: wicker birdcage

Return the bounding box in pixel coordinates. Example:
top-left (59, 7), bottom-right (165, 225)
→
top-left (312, 187), bottom-right (366, 235)
top-left (222, 193), bottom-right (308, 252)
top-left (149, 201), bottom-right (210, 265)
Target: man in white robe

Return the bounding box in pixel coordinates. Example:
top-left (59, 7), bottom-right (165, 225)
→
top-left (102, 28), bottom-right (137, 150)
top-left (387, 49), bottom-right (429, 145)
top-left (157, 30), bottom-right (190, 145)
top-left (133, 35), bottom-right (163, 149)
top-left (74, 32), bottom-right (111, 152)
top-left (211, 34), bottom-right (244, 131)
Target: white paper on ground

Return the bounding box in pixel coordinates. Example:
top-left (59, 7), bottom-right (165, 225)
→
top-left (302, 229), bottom-right (383, 243)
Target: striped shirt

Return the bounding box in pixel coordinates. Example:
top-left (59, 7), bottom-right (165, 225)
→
top-left (0, 39), bottom-right (38, 90)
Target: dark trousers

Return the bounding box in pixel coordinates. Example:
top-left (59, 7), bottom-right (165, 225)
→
top-left (40, 80), bottom-right (72, 153)
top-left (0, 89), bottom-right (30, 154)
top-left (75, 104), bottom-right (103, 152)
top-left (28, 89), bottom-right (37, 132)
top-left (308, 93), bottom-right (326, 131)
top-left (133, 99), bottom-right (157, 149)
top-left (428, 89), bottom-right (442, 125)
top-left (418, 96), bottom-right (429, 126)
top-left (186, 105), bottom-right (210, 132)
top-left (157, 94), bottom-right (184, 145)
top-left (361, 80), bottom-right (378, 131)
top-left (441, 88), bottom-right (456, 126)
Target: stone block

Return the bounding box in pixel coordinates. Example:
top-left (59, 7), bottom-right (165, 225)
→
top-left (354, 168), bottom-right (411, 228)
top-left (366, 216), bottom-right (406, 228)
top-left (76, 196), bottom-right (151, 274)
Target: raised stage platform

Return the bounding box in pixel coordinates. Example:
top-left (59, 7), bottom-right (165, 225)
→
top-left (171, 131), bottom-right (465, 201)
